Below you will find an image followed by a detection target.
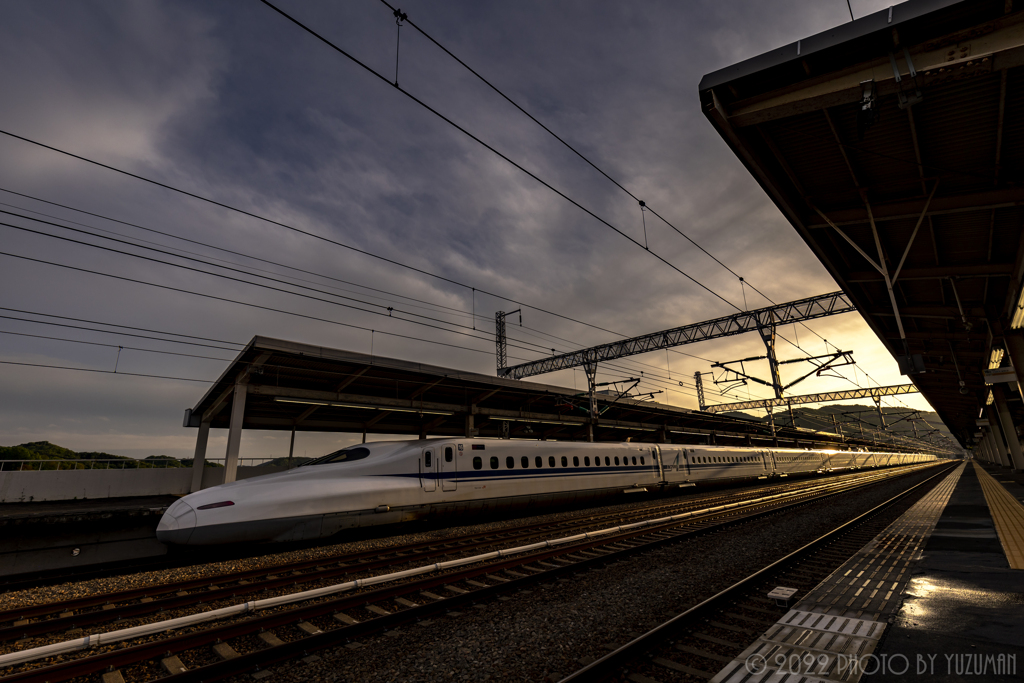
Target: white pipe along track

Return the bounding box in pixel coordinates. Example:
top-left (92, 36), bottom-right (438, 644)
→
top-left (0, 467), bottom-right (923, 669)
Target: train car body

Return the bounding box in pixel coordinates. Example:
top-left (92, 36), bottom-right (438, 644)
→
top-left (157, 439), bottom-right (937, 546)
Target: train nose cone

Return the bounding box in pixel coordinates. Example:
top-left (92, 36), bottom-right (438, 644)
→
top-left (157, 499), bottom-right (197, 545)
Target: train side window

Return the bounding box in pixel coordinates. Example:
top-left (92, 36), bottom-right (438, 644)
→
top-left (536, 456), bottom-right (543, 468)
top-left (473, 456), bottom-right (482, 470)
top-left (573, 456), bottom-right (579, 467)
top-left (549, 456), bottom-right (556, 468)
top-left (444, 447), bottom-right (453, 462)
top-left (632, 456), bottom-right (637, 465)
top-left (640, 456), bottom-right (645, 465)
top-left (614, 456), bottom-right (620, 466)
top-left (561, 456), bottom-right (568, 467)
top-left (521, 456), bottom-right (529, 469)
top-left (506, 456), bottom-right (515, 469)
top-left (605, 456), bottom-right (610, 466)
top-left (425, 451), bottom-right (432, 468)
top-left (585, 456), bottom-right (591, 466)
top-left (490, 456), bottom-right (499, 469)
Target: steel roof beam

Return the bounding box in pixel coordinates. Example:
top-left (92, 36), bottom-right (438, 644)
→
top-left (701, 384), bottom-right (920, 413)
top-left (498, 291), bottom-right (855, 380)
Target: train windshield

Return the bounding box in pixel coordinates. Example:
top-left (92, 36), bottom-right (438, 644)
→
top-left (302, 446), bottom-right (372, 466)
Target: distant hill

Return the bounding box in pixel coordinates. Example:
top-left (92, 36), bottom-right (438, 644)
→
top-left (719, 404), bottom-right (957, 445)
top-left (0, 442), bottom-right (318, 470)
top-left (0, 441), bottom-right (189, 469)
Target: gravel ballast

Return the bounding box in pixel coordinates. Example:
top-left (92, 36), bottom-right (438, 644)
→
top-left (221, 466), bottom-right (946, 683)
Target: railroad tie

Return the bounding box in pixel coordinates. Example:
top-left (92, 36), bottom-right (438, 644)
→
top-left (652, 656), bottom-right (714, 678)
top-left (395, 597), bottom-right (419, 608)
top-left (296, 621), bottom-right (322, 635)
top-left (333, 612), bottom-right (359, 625)
top-left (674, 644), bottom-right (732, 663)
top-left (465, 580), bottom-right (490, 589)
top-left (160, 655), bottom-right (187, 675)
top-left (213, 642), bottom-right (240, 660)
top-left (258, 631), bottom-right (285, 647)
top-left (444, 585), bottom-right (469, 595)
top-left (365, 604), bottom-right (392, 617)
top-left (626, 673), bottom-right (664, 683)
top-left (420, 591), bottom-right (446, 601)
top-left (100, 670), bottom-right (126, 683)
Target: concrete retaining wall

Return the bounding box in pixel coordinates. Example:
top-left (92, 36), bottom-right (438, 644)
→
top-left (0, 466), bottom-right (290, 503)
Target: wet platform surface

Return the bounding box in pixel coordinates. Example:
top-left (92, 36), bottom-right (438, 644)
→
top-left (869, 462), bottom-right (1023, 682)
top-left (711, 462), bottom-right (1024, 683)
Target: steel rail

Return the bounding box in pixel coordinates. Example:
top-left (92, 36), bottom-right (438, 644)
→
top-left (0, 464), bottom-right (942, 682)
top-left (558, 462), bottom-right (958, 682)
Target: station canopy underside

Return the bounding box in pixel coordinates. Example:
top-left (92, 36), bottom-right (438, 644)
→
top-left (186, 337), bottom-right (902, 450)
top-left (699, 0), bottom-right (1024, 445)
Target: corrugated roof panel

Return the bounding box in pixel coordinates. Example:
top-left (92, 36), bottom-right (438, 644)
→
top-left (912, 71), bottom-right (1003, 194)
top-left (994, 65), bottom-right (1024, 183)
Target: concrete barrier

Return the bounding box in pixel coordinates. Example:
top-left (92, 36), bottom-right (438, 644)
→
top-left (0, 466), bottom-right (291, 503)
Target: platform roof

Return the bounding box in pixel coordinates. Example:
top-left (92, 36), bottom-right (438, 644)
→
top-left (184, 336), bottom-right (914, 451)
top-left (699, 0), bottom-right (1024, 445)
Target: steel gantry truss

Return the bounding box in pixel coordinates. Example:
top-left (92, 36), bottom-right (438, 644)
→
top-left (700, 384), bottom-right (920, 413)
top-left (497, 291), bottom-right (855, 379)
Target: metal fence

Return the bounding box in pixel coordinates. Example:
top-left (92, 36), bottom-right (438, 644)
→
top-left (0, 457), bottom-right (289, 471)
top-left (0, 459), bottom-right (183, 471)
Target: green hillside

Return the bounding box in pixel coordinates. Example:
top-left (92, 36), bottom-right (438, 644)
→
top-left (721, 404), bottom-right (956, 444)
top-left (0, 441), bottom-right (188, 470)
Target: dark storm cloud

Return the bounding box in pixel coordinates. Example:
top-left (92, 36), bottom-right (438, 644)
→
top-left (0, 0), bottom-right (923, 459)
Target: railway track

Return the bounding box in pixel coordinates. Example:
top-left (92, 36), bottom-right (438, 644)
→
top-left (0, 463), bottom-right (945, 682)
top-left (0, 467), bottom-right (907, 637)
top-left (0, 472), bottom-right (810, 594)
top-left (558, 461), bottom-right (958, 683)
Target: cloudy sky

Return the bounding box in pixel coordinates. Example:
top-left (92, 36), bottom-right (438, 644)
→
top-left (0, 0), bottom-right (932, 461)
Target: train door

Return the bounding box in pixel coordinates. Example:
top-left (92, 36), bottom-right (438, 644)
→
top-left (440, 444), bottom-right (458, 492)
top-left (760, 450), bottom-right (770, 472)
top-left (421, 447), bottom-right (436, 492)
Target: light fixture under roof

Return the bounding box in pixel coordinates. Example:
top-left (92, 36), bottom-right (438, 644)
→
top-left (273, 397), bottom-right (451, 416)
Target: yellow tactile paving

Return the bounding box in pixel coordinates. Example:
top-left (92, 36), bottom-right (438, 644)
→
top-left (975, 462), bottom-right (1024, 570)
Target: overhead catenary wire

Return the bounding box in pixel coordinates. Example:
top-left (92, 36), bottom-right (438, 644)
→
top-left (0, 188), bottom-right (482, 324)
top-left (0, 188), bottom-right (718, 376)
top-left (1, 220), bottom-right (572, 358)
top-left (0, 216), bottom-right (521, 343)
top-left (356, 2), bottom-right (908, 407)
top-left (3, 191), bottom-right (726, 398)
top-left (0, 250), bottom-right (535, 358)
top-left (0, 308), bottom-right (244, 351)
top-left (0, 137), bottom-right (735, 362)
top-left (0, 330), bottom-right (234, 363)
top-left (257, 0), bottom-right (742, 312)
top-left (0, 9), bottom-right (913, 417)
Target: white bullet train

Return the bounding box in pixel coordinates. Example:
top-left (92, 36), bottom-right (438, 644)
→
top-left (157, 439), bottom-right (938, 546)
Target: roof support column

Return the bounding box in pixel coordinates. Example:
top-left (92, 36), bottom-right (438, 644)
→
top-left (981, 432), bottom-right (995, 463)
top-left (985, 405), bottom-right (1011, 468)
top-left (224, 380), bottom-right (248, 484)
top-left (992, 384), bottom-right (1024, 471)
top-left (190, 420), bottom-right (210, 493)
top-left (990, 429), bottom-right (1009, 467)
